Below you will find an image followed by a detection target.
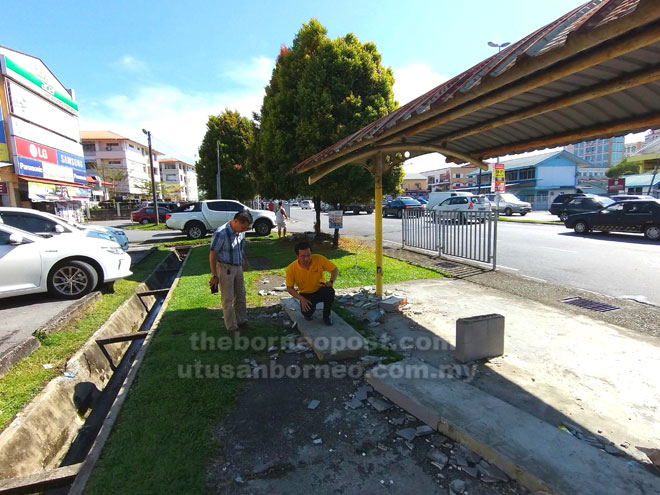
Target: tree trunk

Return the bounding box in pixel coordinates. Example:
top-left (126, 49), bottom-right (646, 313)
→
top-left (314, 196), bottom-right (321, 234)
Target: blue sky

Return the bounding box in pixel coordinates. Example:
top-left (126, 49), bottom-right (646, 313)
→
top-left (3, 0), bottom-right (599, 168)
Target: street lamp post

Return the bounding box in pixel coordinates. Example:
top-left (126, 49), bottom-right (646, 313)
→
top-left (482, 41), bottom-right (511, 195)
top-left (216, 141), bottom-right (221, 199)
top-left (142, 128), bottom-right (159, 226)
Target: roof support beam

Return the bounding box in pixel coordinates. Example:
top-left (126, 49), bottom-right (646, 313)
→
top-left (434, 64), bottom-right (660, 144)
top-left (476, 113), bottom-right (660, 159)
top-left (379, 19), bottom-right (660, 144)
top-left (305, 144), bottom-right (488, 184)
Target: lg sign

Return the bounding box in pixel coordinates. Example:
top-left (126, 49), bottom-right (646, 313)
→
top-left (14, 137), bottom-right (57, 164)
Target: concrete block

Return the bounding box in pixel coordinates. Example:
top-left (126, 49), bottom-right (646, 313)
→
top-left (455, 313), bottom-right (504, 363)
top-left (367, 358), bottom-right (659, 495)
top-left (379, 296), bottom-right (407, 313)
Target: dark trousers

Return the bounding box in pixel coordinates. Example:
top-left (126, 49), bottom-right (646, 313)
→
top-left (299, 286), bottom-right (335, 319)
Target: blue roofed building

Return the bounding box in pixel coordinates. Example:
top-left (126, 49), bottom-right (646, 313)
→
top-left (465, 150), bottom-right (589, 210)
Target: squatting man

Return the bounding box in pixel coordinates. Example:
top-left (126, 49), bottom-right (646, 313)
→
top-left (286, 241), bottom-right (338, 326)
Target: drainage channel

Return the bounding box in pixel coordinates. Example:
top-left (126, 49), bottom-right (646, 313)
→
top-left (0, 247), bottom-right (191, 495)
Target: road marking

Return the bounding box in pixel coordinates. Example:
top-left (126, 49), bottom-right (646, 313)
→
top-left (497, 265), bottom-right (520, 271)
top-left (537, 246), bottom-right (576, 253)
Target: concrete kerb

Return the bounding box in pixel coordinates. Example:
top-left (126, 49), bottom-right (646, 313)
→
top-left (367, 358), bottom-right (659, 495)
top-left (280, 297), bottom-right (368, 361)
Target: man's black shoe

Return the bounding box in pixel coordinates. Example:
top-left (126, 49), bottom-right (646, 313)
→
top-left (324, 317), bottom-right (333, 326)
top-left (304, 315), bottom-right (313, 321)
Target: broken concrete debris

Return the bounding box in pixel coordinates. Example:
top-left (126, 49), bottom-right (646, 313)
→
top-left (307, 400), bottom-right (320, 410)
top-left (379, 295), bottom-right (407, 313)
top-left (367, 396), bottom-right (392, 412)
top-left (345, 397), bottom-right (363, 409)
top-left (415, 425), bottom-right (434, 437)
top-left (396, 428), bottom-right (417, 442)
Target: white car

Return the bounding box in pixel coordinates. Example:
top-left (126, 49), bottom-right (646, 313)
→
top-left (0, 207), bottom-right (129, 250)
top-left (432, 195), bottom-right (491, 222)
top-left (0, 223), bottom-right (132, 299)
top-left (300, 200), bottom-right (312, 209)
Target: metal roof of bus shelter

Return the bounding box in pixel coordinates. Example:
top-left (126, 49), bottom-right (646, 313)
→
top-left (294, 0), bottom-right (660, 183)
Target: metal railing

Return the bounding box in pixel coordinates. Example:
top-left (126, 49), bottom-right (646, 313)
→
top-left (402, 209), bottom-right (498, 268)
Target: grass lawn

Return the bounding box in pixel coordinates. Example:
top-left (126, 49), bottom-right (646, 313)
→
top-left (84, 236), bottom-right (444, 494)
top-left (0, 249), bottom-right (170, 431)
top-left (124, 222), bottom-right (169, 230)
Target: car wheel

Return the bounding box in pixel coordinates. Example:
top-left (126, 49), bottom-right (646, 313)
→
top-left (573, 220), bottom-right (589, 234)
top-left (382, 209), bottom-right (388, 217)
top-left (254, 219), bottom-right (272, 236)
top-left (48, 260), bottom-right (98, 299)
top-left (140, 218), bottom-right (149, 225)
top-left (186, 221), bottom-right (206, 240)
top-left (367, 209), bottom-right (372, 214)
top-left (520, 212), bottom-right (527, 216)
top-left (396, 209), bottom-right (402, 219)
top-left (559, 212), bottom-right (569, 222)
top-left (644, 224), bottom-right (660, 241)
top-left (504, 207), bottom-right (513, 216)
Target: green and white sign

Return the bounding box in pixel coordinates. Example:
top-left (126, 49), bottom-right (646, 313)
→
top-left (0, 55), bottom-right (78, 114)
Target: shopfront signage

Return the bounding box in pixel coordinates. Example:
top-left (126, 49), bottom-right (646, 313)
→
top-left (6, 80), bottom-right (81, 142)
top-left (0, 182), bottom-right (8, 194)
top-left (14, 136), bottom-right (87, 184)
top-left (9, 116), bottom-right (84, 156)
top-left (608, 178), bottom-right (625, 193)
top-left (0, 55), bottom-right (78, 114)
top-left (329, 211), bottom-right (343, 229)
top-left (0, 104), bottom-right (8, 162)
top-left (491, 163), bottom-right (505, 192)
top-left (28, 181), bottom-right (91, 202)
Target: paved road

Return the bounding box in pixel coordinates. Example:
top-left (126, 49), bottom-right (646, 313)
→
top-left (286, 207), bottom-right (660, 306)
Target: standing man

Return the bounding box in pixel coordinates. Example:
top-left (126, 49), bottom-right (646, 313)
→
top-left (275, 201), bottom-right (289, 238)
top-left (286, 241), bottom-right (338, 326)
top-left (209, 210), bottom-right (253, 332)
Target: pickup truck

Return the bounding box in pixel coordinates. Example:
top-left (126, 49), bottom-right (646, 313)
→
top-left (165, 200), bottom-right (276, 239)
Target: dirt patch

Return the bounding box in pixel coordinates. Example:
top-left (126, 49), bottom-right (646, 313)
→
top-left (255, 275), bottom-right (287, 292)
top-left (207, 341), bottom-right (529, 494)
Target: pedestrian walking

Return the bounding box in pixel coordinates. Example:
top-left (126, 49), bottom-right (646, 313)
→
top-left (286, 241), bottom-right (338, 326)
top-left (275, 201), bottom-right (288, 238)
top-left (209, 210), bottom-right (252, 332)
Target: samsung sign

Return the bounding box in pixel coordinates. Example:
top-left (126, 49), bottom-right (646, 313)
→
top-left (14, 137), bottom-right (87, 184)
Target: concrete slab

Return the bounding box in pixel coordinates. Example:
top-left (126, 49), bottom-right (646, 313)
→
top-left (367, 358), bottom-right (659, 495)
top-left (280, 297), bottom-right (368, 362)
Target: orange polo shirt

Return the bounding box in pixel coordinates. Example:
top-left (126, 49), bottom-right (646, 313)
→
top-left (286, 254), bottom-right (337, 294)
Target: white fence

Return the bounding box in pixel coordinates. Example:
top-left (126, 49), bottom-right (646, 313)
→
top-left (402, 209), bottom-right (498, 268)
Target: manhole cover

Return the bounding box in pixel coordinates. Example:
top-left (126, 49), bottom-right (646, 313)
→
top-left (560, 297), bottom-right (619, 312)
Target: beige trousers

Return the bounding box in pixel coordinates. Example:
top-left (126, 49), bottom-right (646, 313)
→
top-left (217, 262), bottom-right (247, 331)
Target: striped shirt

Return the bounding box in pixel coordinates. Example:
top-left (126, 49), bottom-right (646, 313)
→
top-left (210, 222), bottom-right (245, 265)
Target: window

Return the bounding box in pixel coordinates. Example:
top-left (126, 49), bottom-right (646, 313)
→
top-left (108, 160), bottom-right (121, 165)
top-left (453, 173), bottom-right (462, 179)
top-left (82, 143), bottom-right (96, 152)
top-left (0, 230), bottom-right (11, 245)
top-left (505, 170), bottom-right (517, 182)
top-left (1, 212), bottom-right (58, 234)
top-left (207, 201), bottom-right (244, 212)
top-left (519, 169), bottom-right (534, 180)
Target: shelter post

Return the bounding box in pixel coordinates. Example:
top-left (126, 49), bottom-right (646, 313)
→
top-left (374, 153), bottom-right (384, 297)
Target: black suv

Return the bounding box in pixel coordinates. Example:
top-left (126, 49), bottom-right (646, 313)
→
top-left (549, 194), bottom-right (615, 221)
top-left (564, 199), bottom-right (660, 240)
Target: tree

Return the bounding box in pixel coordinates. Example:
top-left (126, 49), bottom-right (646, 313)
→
top-left (196, 110), bottom-right (256, 202)
top-left (87, 161), bottom-right (128, 199)
top-left (252, 19), bottom-right (402, 232)
top-left (606, 160), bottom-right (642, 178)
top-left (134, 178), bottom-right (162, 198)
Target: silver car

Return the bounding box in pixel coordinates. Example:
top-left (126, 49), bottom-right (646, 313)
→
top-left (486, 193), bottom-right (532, 216)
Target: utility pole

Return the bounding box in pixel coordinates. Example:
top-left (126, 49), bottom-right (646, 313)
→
top-left (216, 141), bottom-right (222, 199)
top-left (142, 128), bottom-right (159, 226)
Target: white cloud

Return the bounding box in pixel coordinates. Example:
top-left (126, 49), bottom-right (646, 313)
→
top-left (392, 62), bottom-right (449, 106)
top-left (115, 55), bottom-right (148, 73)
top-left (80, 57), bottom-right (275, 163)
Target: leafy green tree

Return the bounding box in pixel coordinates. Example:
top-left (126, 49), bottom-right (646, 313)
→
top-left (197, 110), bottom-right (256, 202)
top-left (606, 160), bottom-right (642, 178)
top-left (252, 19), bottom-right (402, 231)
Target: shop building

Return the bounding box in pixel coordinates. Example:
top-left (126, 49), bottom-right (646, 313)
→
top-left (0, 46), bottom-right (89, 221)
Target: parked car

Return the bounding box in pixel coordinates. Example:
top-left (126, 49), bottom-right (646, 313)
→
top-left (553, 195), bottom-right (614, 221)
top-left (564, 199), bottom-right (660, 240)
top-left (0, 207), bottom-right (128, 250)
top-left (131, 206), bottom-right (170, 224)
top-left (382, 198), bottom-right (423, 218)
top-left (300, 200), bottom-right (313, 209)
top-left (165, 199), bottom-right (276, 239)
top-left (290, 199), bottom-right (300, 207)
top-left (0, 223), bottom-right (132, 299)
top-left (609, 194), bottom-right (655, 201)
top-left (417, 198), bottom-right (428, 207)
top-left (144, 201), bottom-right (179, 212)
top-left (339, 203), bottom-right (374, 215)
top-left (427, 191), bottom-right (473, 210)
top-left (485, 193), bottom-right (532, 216)
top-left (549, 193), bottom-right (588, 220)
top-left (432, 195), bottom-right (491, 222)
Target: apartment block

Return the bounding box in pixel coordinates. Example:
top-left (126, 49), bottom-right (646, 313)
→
top-left (159, 158), bottom-right (198, 202)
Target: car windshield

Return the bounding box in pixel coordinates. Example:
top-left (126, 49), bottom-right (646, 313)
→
top-left (595, 196), bottom-right (615, 206)
top-left (472, 197), bottom-right (489, 204)
top-left (401, 199), bottom-right (421, 205)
